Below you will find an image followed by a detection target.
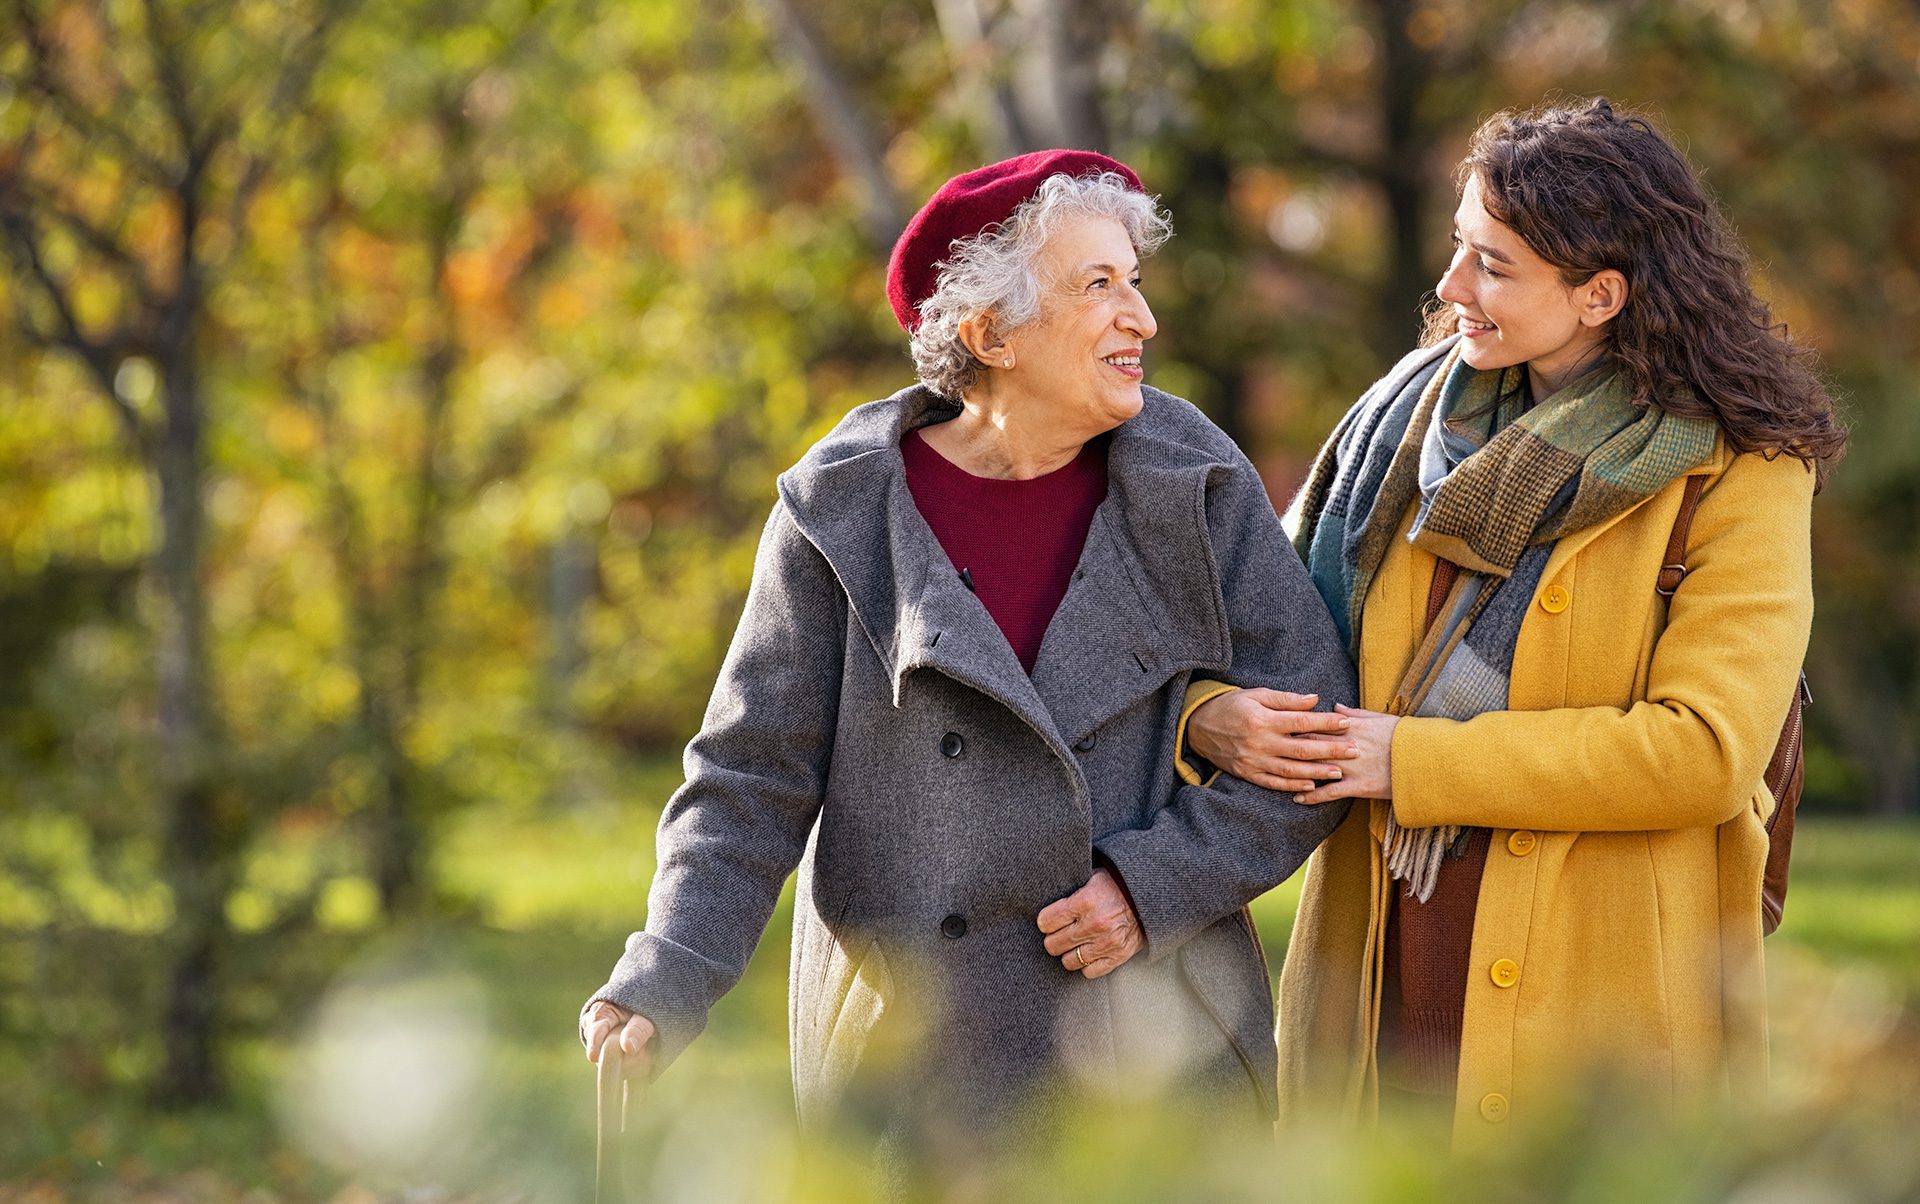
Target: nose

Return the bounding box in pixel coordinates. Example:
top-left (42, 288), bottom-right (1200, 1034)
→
top-left (1120, 280), bottom-right (1157, 341)
top-left (1435, 250), bottom-right (1473, 307)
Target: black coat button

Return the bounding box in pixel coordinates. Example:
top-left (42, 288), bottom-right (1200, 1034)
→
top-left (940, 914), bottom-right (968, 939)
top-left (1074, 732), bottom-right (1097, 753)
top-left (940, 731), bottom-right (964, 758)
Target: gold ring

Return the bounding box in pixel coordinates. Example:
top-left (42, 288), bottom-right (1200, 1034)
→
top-left (1073, 947), bottom-right (1087, 970)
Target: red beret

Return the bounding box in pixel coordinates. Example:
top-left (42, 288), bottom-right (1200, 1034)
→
top-left (886, 149), bottom-right (1144, 332)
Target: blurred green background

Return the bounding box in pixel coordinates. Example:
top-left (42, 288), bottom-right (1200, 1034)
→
top-left (2, 0), bottom-right (1917, 1199)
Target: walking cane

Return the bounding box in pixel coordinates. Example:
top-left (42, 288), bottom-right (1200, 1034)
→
top-left (594, 1040), bottom-right (639, 1204)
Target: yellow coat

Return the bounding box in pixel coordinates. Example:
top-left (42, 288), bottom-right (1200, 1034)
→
top-left (1273, 438), bottom-right (1814, 1146)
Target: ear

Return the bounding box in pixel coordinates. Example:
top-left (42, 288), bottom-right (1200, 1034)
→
top-left (1577, 269), bottom-right (1629, 329)
top-left (956, 313), bottom-right (1011, 368)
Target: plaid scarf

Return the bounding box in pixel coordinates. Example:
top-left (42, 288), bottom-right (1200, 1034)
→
top-left (1295, 338), bottom-right (1718, 899)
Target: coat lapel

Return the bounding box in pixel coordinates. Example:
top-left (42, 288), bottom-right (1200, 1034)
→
top-left (887, 476), bottom-right (1060, 743)
top-left (777, 384), bottom-right (1236, 755)
top-left (777, 386), bottom-right (1061, 749)
top-left (1030, 423), bottom-right (1234, 746)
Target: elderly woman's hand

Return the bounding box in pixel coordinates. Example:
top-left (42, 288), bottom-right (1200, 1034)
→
top-left (1038, 867), bottom-right (1143, 978)
top-left (582, 999), bottom-right (656, 1079)
top-left (1188, 689), bottom-right (1357, 793)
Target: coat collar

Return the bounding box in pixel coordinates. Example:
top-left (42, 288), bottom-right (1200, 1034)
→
top-left (776, 384), bottom-right (1237, 749)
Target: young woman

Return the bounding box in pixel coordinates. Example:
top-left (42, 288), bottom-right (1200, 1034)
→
top-left (1181, 97), bottom-right (1846, 1144)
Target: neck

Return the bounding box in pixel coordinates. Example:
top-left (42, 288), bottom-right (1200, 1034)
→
top-left (923, 382), bottom-right (1092, 479)
top-left (1524, 342), bottom-right (1608, 405)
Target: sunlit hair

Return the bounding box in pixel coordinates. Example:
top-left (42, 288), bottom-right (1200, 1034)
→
top-left (910, 171), bottom-right (1172, 399)
top-left (1422, 96), bottom-right (1847, 487)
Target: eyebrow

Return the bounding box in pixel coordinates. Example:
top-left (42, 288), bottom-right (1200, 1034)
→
top-left (1078, 260), bottom-right (1141, 277)
top-left (1455, 230), bottom-right (1515, 266)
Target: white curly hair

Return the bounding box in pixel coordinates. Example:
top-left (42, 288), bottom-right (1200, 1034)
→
top-left (908, 171), bottom-right (1172, 399)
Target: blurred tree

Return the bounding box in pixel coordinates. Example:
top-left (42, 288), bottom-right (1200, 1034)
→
top-left (754, 0), bottom-right (906, 248)
top-left (0, 0), bottom-right (355, 1103)
top-left (273, 0), bottom-right (594, 917)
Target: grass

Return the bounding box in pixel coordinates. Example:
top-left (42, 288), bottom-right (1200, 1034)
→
top-left (3, 777), bottom-right (1919, 1201)
top-left (1768, 819), bottom-right (1920, 993)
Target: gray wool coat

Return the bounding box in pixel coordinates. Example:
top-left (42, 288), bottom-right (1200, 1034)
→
top-left (586, 383), bottom-right (1355, 1131)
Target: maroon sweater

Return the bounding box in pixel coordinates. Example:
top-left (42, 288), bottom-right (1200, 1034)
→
top-left (901, 427), bottom-right (1108, 673)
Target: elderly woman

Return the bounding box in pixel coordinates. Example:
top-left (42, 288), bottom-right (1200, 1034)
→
top-left (580, 151), bottom-right (1354, 1146)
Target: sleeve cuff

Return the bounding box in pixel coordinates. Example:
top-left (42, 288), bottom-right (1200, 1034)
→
top-left (578, 929), bottom-right (729, 1075)
top-left (1174, 679), bottom-right (1240, 787)
top-left (1092, 828), bottom-right (1189, 960)
top-left (1388, 715), bottom-right (1451, 828)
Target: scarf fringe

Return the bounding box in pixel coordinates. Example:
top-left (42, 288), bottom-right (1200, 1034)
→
top-left (1382, 808), bottom-right (1457, 904)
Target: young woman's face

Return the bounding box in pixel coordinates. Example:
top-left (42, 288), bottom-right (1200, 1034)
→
top-left (1436, 173), bottom-right (1612, 396)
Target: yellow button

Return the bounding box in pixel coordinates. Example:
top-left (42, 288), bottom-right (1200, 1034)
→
top-left (1539, 585), bottom-right (1570, 613)
top-left (1507, 830), bottom-right (1538, 856)
top-left (1490, 958), bottom-right (1521, 988)
top-left (1480, 1092), bottom-right (1510, 1123)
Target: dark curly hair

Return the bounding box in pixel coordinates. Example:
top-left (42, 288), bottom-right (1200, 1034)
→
top-left (1422, 97), bottom-right (1847, 488)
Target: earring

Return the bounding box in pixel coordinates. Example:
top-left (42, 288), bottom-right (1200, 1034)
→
top-left (1002, 357), bottom-right (1013, 368)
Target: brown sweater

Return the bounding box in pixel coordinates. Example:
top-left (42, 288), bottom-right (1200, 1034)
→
top-left (1378, 830), bottom-right (1489, 1095)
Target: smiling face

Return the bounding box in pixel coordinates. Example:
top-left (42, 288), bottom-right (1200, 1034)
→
top-left (1437, 173), bottom-right (1620, 397)
top-left (999, 213), bottom-right (1157, 436)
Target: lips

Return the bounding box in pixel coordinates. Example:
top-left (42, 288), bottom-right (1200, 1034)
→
top-left (1101, 349), bottom-right (1143, 379)
top-left (1458, 314), bottom-right (1496, 338)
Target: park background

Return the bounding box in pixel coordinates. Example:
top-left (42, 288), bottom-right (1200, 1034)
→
top-left (2, 0), bottom-right (1917, 1199)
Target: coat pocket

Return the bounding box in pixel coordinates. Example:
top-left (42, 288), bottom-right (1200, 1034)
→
top-left (796, 929), bottom-right (895, 1124)
top-left (1175, 916), bottom-right (1279, 1120)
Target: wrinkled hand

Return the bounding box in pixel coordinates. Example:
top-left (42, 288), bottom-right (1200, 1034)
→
top-left (1294, 705), bottom-right (1397, 804)
top-left (582, 999), bottom-right (656, 1079)
top-left (1188, 689), bottom-right (1357, 793)
top-left (1037, 868), bottom-right (1144, 979)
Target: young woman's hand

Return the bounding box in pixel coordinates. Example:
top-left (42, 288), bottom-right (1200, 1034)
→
top-left (1293, 704), bottom-right (1398, 804)
top-left (1187, 689), bottom-right (1357, 793)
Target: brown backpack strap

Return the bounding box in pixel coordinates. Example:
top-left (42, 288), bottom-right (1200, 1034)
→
top-left (1760, 674), bottom-right (1810, 935)
top-left (1425, 558), bottom-right (1460, 635)
top-left (1656, 475), bottom-right (1708, 597)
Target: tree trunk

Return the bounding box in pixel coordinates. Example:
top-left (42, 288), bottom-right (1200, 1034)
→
top-left (151, 339), bottom-right (228, 1107)
top-left (934, 0), bottom-right (1033, 156)
top-left (1168, 146), bottom-right (1246, 447)
top-left (1806, 624), bottom-right (1918, 816)
top-left (1372, 0), bottom-right (1436, 354)
top-left (754, 0), bottom-right (905, 248)
top-left (368, 362), bottom-right (449, 919)
top-left (547, 532), bottom-right (595, 719)
top-left (1019, 0), bottom-right (1112, 151)
top-left (369, 240), bottom-right (460, 915)
top-left (370, 707), bottom-right (423, 914)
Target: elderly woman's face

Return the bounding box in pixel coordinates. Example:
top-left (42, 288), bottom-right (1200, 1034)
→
top-left (1002, 214), bottom-right (1157, 429)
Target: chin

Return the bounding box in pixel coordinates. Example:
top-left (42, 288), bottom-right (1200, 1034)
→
top-left (1083, 393), bottom-right (1142, 437)
top-left (1458, 339), bottom-right (1519, 373)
